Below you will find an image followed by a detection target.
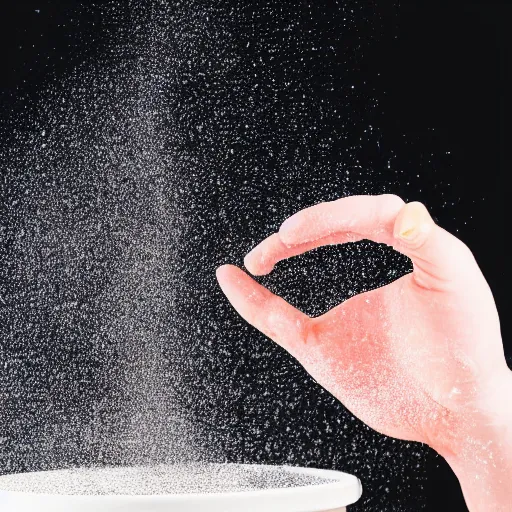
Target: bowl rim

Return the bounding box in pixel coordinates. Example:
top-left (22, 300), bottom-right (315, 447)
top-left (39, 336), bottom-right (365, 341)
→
top-left (0, 463), bottom-right (363, 511)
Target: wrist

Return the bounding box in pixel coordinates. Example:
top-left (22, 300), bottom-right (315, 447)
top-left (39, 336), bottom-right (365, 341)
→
top-left (440, 367), bottom-right (512, 512)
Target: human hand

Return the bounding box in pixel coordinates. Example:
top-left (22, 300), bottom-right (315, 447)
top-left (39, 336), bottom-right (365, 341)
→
top-left (216, 194), bottom-right (512, 511)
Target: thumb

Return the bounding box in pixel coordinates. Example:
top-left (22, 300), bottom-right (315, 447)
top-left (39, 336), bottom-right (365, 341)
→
top-left (393, 202), bottom-right (479, 290)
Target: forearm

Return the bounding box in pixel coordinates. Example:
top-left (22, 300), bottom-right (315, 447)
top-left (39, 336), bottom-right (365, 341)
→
top-left (441, 370), bottom-right (512, 512)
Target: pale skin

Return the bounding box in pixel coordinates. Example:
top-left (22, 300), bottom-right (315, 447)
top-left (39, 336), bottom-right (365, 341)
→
top-left (216, 194), bottom-right (512, 512)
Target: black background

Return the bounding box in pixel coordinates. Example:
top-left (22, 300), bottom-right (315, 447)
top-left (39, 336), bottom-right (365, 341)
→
top-left (0, 1), bottom-right (509, 511)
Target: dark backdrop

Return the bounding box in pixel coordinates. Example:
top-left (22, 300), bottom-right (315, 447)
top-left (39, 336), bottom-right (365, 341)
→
top-left (0, 2), bottom-right (509, 511)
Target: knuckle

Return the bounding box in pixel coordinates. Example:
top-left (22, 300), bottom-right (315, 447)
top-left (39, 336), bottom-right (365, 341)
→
top-left (381, 193), bottom-right (406, 211)
top-left (375, 194), bottom-right (406, 229)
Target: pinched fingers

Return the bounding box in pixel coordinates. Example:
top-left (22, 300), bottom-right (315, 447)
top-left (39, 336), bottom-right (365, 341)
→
top-left (245, 195), bottom-right (480, 290)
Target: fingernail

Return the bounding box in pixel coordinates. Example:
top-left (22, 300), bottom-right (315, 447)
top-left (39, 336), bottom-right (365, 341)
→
top-left (244, 248), bottom-right (273, 275)
top-left (394, 203), bottom-right (426, 241)
top-left (280, 215), bottom-right (301, 238)
top-left (216, 265), bottom-right (229, 278)
top-left (244, 249), bottom-right (258, 269)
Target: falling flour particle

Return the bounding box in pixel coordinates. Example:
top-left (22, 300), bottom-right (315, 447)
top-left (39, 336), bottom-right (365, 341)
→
top-left (0, 463), bottom-right (332, 495)
top-left (0, 1), bottom-right (432, 509)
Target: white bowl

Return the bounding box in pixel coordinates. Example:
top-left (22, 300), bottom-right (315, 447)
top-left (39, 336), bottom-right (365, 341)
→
top-left (0, 464), bottom-right (362, 512)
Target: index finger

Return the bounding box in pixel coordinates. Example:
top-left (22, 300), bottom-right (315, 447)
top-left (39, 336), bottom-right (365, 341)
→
top-left (244, 194), bottom-right (476, 289)
top-left (279, 194), bottom-right (404, 246)
top-left (245, 194), bottom-right (403, 275)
